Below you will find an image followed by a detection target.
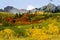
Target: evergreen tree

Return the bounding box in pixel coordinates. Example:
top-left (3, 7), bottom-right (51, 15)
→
top-left (14, 13), bottom-right (19, 18)
top-left (19, 13), bottom-right (22, 18)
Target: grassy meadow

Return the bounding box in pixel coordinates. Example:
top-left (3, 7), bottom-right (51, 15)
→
top-left (0, 12), bottom-right (60, 40)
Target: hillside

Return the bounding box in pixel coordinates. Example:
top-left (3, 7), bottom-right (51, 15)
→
top-left (0, 3), bottom-right (60, 40)
top-left (0, 12), bottom-right (60, 40)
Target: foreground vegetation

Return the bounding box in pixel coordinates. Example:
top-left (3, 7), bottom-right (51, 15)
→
top-left (0, 12), bottom-right (60, 40)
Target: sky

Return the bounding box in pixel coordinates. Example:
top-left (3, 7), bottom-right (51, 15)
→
top-left (0, 0), bottom-right (60, 10)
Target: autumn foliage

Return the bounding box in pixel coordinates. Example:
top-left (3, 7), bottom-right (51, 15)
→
top-left (3, 13), bottom-right (45, 25)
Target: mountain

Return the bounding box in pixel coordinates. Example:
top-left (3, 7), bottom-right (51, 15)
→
top-left (4, 6), bottom-right (28, 14)
top-left (43, 3), bottom-right (56, 12)
top-left (56, 6), bottom-right (60, 12)
top-left (0, 9), bottom-right (4, 12)
top-left (33, 3), bottom-right (60, 13)
top-left (0, 3), bottom-right (60, 13)
top-left (4, 6), bottom-right (19, 13)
